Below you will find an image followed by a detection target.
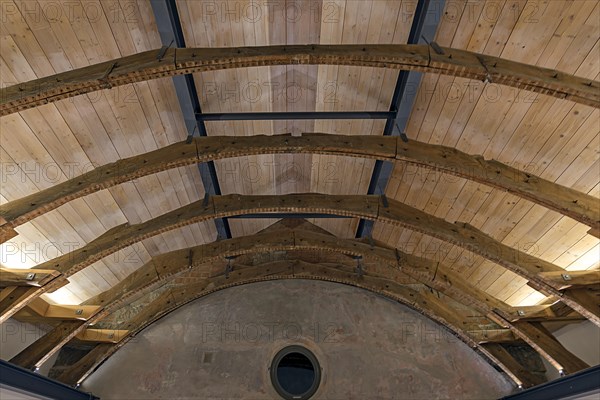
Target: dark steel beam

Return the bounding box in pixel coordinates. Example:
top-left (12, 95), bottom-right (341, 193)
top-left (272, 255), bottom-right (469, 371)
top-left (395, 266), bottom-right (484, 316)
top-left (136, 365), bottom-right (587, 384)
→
top-left (0, 360), bottom-right (98, 400)
top-left (500, 365), bottom-right (600, 399)
top-left (150, 0), bottom-right (231, 240)
top-left (197, 111), bottom-right (395, 121)
top-left (357, 0), bottom-right (445, 238)
top-left (229, 213), bottom-right (352, 219)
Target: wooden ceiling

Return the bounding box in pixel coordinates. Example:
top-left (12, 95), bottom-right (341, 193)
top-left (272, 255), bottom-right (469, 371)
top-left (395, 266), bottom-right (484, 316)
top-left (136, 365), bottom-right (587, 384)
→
top-left (0, 0), bottom-right (599, 390)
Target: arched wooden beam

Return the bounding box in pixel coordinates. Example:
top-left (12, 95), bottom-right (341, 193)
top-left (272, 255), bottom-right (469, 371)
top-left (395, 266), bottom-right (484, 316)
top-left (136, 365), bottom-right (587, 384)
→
top-left (10, 257), bottom-right (498, 374)
top-left (3, 194), bottom-right (597, 324)
top-left (1, 225), bottom-right (522, 371)
top-left (12, 231), bottom-right (586, 380)
top-left (21, 194), bottom-right (584, 282)
top-left (58, 264), bottom-right (579, 388)
top-left (55, 263), bottom-right (533, 387)
top-left (1, 134), bottom-right (597, 234)
top-left (1, 44), bottom-right (598, 116)
top-left (87, 230), bottom-right (590, 374)
top-left (0, 276), bottom-right (67, 324)
top-left (0, 268), bottom-right (61, 287)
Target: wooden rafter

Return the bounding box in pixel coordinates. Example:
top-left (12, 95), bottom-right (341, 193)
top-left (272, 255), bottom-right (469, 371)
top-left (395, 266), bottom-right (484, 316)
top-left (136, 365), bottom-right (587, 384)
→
top-left (0, 268), bottom-right (61, 287)
top-left (10, 225), bottom-right (587, 376)
top-left (10, 320), bottom-right (85, 369)
top-left (5, 194), bottom-right (596, 324)
top-left (481, 343), bottom-right (546, 388)
top-left (52, 343), bottom-right (115, 386)
top-left (0, 135), bottom-right (597, 234)
top-left (25, 298), bottom-right (100, 321)
top-left (0, 274), bottom-right (68, 324)
top-left (52, 261), bottom-right (530, 387)
top-left (1, 44), bottom-right (598, 117)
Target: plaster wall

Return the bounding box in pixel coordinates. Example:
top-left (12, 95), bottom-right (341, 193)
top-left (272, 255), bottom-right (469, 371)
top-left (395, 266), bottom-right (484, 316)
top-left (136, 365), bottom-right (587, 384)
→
top-left (82, 280), bottom-right (515, 399)
top-left (0, 318), bottom-right (58, 376)
top-left (541, 320), bottom-right (600, 380)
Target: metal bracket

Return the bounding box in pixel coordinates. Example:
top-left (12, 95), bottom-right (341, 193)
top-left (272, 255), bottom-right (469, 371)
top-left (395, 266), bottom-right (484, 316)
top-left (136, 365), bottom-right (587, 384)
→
top-left (353, 256), bottom-right (364, 277)
top-left (98, 62), bottom-right (117, 88)
top-left (381, 194), bottom-right (389, 208)
top-left (476, 55), bottom-right (493, 84)
top-left (561, 273), bottom-right (572, 281)
top-left (187, 249), bottom-right (194, 269)
top-left (394, 123), bottom-right (409, 143)
top-left (202, 192), bottom-right (210, 207)
top-left (395, 248), bottom-right (404, 269)
top-left (429, 41), bottom-right (445, 55)
top-left (186, 125), bottom-right (198, 144)
top-left (366, 234), bottom-right (375, 250)
top-left (156, 39), bottom-right (174, 61)
top-left (225, 256), bottom-right (235, 278)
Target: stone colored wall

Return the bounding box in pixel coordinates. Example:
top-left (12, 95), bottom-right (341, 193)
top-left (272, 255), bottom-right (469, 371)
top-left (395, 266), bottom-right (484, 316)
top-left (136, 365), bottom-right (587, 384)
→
top-left (82, 280), bottom-right (515, 399)
top-left (1, 318), bottom-right (58, 376)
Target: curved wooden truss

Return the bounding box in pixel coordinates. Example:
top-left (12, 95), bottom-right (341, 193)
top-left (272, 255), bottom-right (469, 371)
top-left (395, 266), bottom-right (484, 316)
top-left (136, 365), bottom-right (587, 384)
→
top-left (3, 194), bottom-right (598, 325)
top-left (7, 224), bottom-right (591, 380)
top-left (56, 268), bottom-right (528, 385)
top-left (1, 44), bottom-right (599, 116)
top-left (1, 135), bottom-right (597, 235)
top-left (18, 256), bottom-right (584, 388)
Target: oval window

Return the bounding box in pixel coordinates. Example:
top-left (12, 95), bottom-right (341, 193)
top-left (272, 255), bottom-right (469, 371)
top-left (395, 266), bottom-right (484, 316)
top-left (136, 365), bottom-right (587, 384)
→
top-left (270, 346), bottom-right (321, 399)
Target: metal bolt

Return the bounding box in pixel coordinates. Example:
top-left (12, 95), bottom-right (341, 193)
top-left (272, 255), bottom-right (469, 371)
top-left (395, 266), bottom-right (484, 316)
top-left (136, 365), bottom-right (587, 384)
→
top-left (26, 273), bottom-right (36, 281)
top-left (108, 333), bottom-right (114, 339)
top-left (561, 273), bottom-right (572, 281)
top-left (75, 309), bottom-right (83, 315)
top-left (517, 310), bottom-right (526, 316)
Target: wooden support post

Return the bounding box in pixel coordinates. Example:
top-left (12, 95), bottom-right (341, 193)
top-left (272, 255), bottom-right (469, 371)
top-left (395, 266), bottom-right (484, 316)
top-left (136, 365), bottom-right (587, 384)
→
top-left (511, 321), bottom-right (590, 375)
top-left (0, 287), bottom-right (45, 324)
top-left (53, 343), bottom-right (115, 386)
top-left (482, 343), bottom-right (546, 388)
top-left (0, 276), bottom-right (68, 323)
top-left (9, 321), bottom-right (86, 370)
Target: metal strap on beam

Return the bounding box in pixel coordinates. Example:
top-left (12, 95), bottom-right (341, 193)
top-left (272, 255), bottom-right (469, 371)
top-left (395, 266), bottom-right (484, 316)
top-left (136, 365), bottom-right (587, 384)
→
top-left (150, 0), bottom-right (231, 240)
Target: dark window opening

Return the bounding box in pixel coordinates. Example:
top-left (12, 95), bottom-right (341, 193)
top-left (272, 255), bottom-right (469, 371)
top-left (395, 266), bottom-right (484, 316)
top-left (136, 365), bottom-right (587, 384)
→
top-left (270, 346), bottom-right (320, 399)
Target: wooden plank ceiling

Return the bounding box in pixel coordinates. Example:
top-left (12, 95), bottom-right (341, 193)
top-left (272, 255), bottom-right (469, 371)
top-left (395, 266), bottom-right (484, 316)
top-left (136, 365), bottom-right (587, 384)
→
top-left (0, 0), bottom-right (598, 316)
top-left (374, 0), bottom-right (600, 306)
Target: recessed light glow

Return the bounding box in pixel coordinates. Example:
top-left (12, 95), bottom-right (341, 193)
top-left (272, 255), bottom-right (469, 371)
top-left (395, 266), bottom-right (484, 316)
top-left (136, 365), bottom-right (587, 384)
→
top-left (43, 289), bottom-right (81, 305)
top-left (516, 291), bottom-right (547, 307)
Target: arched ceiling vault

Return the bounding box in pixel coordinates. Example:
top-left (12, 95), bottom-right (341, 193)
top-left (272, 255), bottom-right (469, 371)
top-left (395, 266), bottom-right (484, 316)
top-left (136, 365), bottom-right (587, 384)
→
top-left (5, 221), bottom-right (594, 387)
